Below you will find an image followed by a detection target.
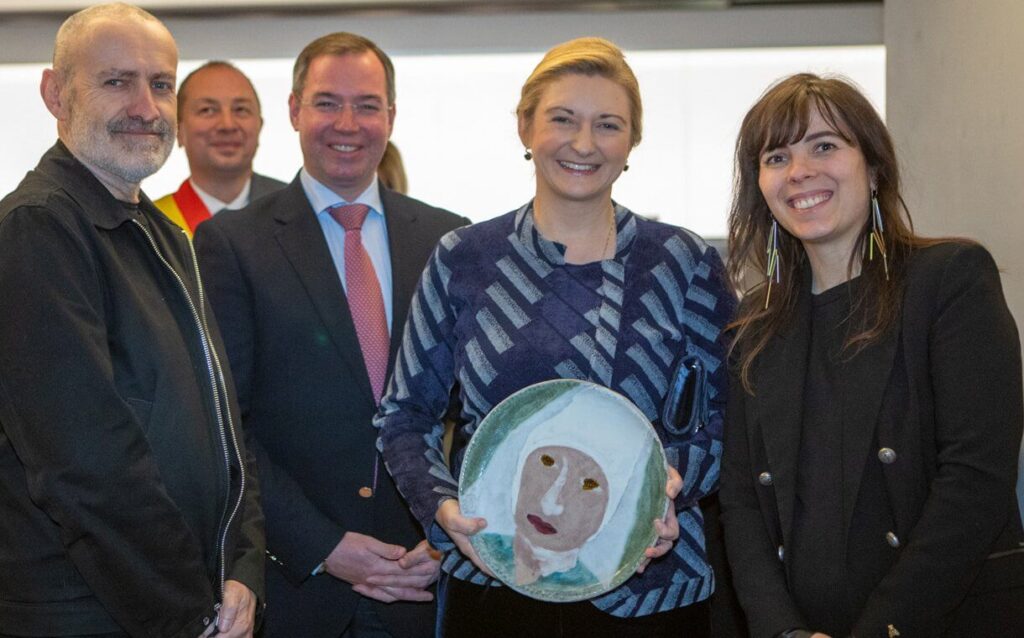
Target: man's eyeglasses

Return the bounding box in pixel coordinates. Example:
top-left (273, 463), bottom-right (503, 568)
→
top-left (297, 99), bottom-right (392, 118)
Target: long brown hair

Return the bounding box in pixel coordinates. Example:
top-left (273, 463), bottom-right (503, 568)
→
top-left (728, 73), bottom-right (938, 392)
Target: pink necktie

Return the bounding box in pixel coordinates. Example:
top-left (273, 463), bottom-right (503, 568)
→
top-left (329, 204), bottom-right (389, 403)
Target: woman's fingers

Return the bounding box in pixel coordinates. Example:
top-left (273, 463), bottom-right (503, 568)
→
top-left (665, 465), bottom-right (683, 499)
top-left (435, 499), bottom-right (494, 576)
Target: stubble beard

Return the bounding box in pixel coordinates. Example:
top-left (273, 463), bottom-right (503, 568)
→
top-left (66, 104), bottom-right (174, 186)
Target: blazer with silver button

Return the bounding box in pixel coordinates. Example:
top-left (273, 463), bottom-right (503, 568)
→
top-left (720, 244), bottom-right (1024, 638)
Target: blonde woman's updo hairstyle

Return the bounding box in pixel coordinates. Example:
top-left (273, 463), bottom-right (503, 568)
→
top-left (517, 37), bottom-right (643, 149)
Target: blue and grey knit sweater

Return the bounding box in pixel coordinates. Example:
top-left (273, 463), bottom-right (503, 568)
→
top-left (375, 202), bottom-right (736, 617)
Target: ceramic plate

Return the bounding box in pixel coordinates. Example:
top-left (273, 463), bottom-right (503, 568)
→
top-left (460, 379), bottom-right (668, 602)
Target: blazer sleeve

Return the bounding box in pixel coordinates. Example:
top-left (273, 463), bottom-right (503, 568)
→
top-left (0, 207), bottom-right (217, 637)
top-left (224, 406), bottom-right (267, 604)
top-left (195, 219), bottom-right (346, 584)
top-left (853, 244), bottom-right (1023, 637)
top-left (720, 365), bottom-right (807, 638)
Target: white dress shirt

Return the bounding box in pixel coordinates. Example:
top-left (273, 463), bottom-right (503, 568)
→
top-left (190, 177), bottom-right (252, 214)
top-left (300, 169), bottom-right (393, 332)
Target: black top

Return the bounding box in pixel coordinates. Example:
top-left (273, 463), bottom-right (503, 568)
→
top-left (789, 279), bottom-right (896, 637)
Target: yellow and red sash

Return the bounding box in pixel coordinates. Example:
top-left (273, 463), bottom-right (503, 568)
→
top-left (154, 179), bottom-right (212, 238)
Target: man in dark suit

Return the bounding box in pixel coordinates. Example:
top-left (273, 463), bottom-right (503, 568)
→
top-left (195, 32), bottom-right (468, 638)
top-left (155, 61), bottom-right (285, 236)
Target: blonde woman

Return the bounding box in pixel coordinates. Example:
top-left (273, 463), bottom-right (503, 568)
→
top-left (376, 38), bottom-right (735, 637)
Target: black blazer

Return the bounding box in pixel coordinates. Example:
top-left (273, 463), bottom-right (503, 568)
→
top-left (721, 243), bottom-right (1024, 638)
top-left (194, 177), bottom-right (468, 638)
top-left (249, 172), bottom-right (287, 203)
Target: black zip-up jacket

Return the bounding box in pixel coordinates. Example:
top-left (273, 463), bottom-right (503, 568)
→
top-left (0, 142), bottom-right (264, 637)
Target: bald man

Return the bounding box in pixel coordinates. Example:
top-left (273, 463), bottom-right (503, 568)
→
top-left (155, 61), bottom-right (285, 236)
top-left (0, 4), bottom-right (263, 637)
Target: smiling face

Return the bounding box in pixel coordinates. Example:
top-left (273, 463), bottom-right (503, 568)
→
top-left (178, 65), bottom-right (262, 180)
top-left (757, 106), bottom-right (873, 265)
top-left (519, 73), bottom-right (631, 209)
top-left (50, 18), bottom-right (177, 196)
top-left (514, 445), bottom-right (609, 552)
top-left (289, 51), bottom-right (394, 201)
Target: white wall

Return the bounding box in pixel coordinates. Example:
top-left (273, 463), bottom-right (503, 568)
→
top-left (0, 5), bottom-right (883, 63)
top-left (885, 0), bottom-right (1024, 518)
top-left (0, 5), bottom-right (883, 237)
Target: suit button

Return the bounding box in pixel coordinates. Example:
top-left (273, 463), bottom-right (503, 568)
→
top-left (878, 447), bottom-right (897, 464)
top-left (777, 544), bottom-right (785, 561)
top-left (886, 531), bottom-right (901, 548)
top-left (758, 471), bottom-right (773, 486)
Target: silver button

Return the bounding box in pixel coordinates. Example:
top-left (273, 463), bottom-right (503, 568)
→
top-left (878, 447), bottom-right (897, 464)
top-left (758, 471), bottom-right (774, 486)
top-left (886, 531), bottom-right (900, 548)
top-left (777, 544), bottom-right (785, 561)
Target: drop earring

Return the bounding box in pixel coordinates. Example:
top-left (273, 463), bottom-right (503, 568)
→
top-left (764, 218), bottom-right (781, 309)
top-left (523, 149), bottom-right (532, 161)
top-left (869, 190), bottom-right (889, 280)
top-left (622, 164), bottom-right (629, 172)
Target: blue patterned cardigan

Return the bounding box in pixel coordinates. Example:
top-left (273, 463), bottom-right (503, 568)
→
top-left (375, 202), bottom-right (736, 617)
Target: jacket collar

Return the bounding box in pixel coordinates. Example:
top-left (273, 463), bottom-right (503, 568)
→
top-left (272, 176), bottom-right (391, 403)
top-left (513, 200), bottom-right (636, 268)
top-left (36, 141), bottom-right (161, 229)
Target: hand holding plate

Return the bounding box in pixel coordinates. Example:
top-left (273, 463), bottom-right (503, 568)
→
top-left (638, 465), bottom-right (682, 573)
top-left (436, 499), bottom-right (494, 577)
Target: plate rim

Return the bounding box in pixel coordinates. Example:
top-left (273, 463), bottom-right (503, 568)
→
top-left (459, 378), bottom-right (669, 602)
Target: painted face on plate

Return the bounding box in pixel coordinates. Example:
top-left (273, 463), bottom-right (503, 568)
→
top-left (514, 445), bottom-right (609, 552)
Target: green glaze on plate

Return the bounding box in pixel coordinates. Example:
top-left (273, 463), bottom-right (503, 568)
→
top-left (460, 379), bottom-right (668, 602)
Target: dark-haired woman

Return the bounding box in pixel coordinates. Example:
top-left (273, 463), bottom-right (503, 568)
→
top-left (720, 72), bottom-right (1024, 638)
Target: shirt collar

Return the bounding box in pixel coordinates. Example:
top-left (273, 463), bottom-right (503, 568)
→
top-left (39, 140), bottom-right (162, 230)
top-left (189, 177), bottom-right (251, 213)
top-left (299, 168), bottom-right (384, 217)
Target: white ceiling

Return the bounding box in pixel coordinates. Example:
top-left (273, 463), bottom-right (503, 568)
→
top-left (0, 0), bottom-right (867, 15)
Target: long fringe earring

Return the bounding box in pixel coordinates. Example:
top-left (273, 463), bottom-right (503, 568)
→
top-left (869, 190), bottom-right (890, 280)
top-left (764, 218), bottom-right (781, 309)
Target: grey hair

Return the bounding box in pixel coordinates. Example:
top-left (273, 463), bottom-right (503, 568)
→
top-left (53, 2), bottom-right (163, 80)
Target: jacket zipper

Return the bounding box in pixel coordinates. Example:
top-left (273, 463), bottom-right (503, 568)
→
top-left (131, 219), bottom-right (246, 598)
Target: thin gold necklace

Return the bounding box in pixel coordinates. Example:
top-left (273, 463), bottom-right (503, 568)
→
top-left (601, 210), bottom-right (616, 259)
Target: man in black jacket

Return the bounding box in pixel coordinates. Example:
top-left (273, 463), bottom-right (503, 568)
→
top-left (0, 4), bottom-right (263, 637)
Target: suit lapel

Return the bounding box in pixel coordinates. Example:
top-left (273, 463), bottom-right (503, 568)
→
top-left (250, 174), bottom-right (272, 200)
top-left (755, 281), bottom-right (812, 551)
top-left (381, 188), bottom-right (421, 379)
top-left (838, 318), bottom-right (899, 533)
top-left (273, 183), bottom-right (375, 401)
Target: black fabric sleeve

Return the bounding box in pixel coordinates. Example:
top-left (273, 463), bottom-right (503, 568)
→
top-left (195, 219), bottom-right (346, 584)
top-left (0, 207), bottom-right (217, 637)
